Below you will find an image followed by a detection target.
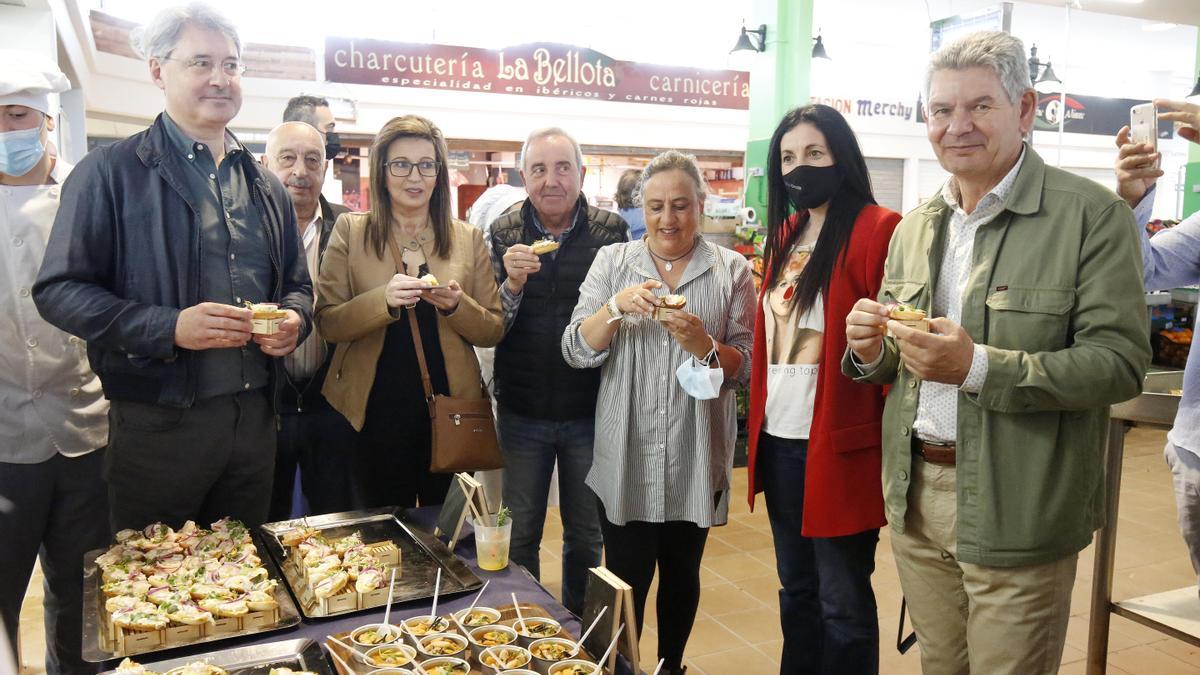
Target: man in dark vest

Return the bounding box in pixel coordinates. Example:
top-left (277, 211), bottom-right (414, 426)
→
top-left (490, 127), bottom-right (628, 614)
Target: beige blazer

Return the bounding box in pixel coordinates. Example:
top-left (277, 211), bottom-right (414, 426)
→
top-left (315, 212), bottom-right (503, 431)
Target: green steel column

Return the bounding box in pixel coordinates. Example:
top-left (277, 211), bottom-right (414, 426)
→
top-left (1184, 32), bottom-right (1200, 218)
top-left (743, 0), bottom-right (813, 218)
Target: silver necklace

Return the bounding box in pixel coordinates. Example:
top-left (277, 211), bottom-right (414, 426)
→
top-left (647, 237), bottom-right (698, 272)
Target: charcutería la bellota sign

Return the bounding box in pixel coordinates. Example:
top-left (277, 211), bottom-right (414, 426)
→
top-left (324, 38), bottom-right (750, 110)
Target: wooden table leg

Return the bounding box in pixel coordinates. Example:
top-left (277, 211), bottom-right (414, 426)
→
top-left (1087, 418), bottom-right (1128, 674)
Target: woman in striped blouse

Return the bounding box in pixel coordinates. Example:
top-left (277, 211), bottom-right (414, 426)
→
top-left (562, 150), bottom-right (756, 675)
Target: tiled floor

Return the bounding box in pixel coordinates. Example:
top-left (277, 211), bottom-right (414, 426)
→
top-left (17, 427), bottom-right (1200, 673)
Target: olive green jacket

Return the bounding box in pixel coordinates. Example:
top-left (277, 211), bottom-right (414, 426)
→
top-left (842, 146), bottom-right (1150, 567)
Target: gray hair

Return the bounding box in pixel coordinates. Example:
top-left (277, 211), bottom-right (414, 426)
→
top-left (282, 95), bottom-right (330, 127)
top-left (519, 127), bottom-right (583, 173)
top-left (924, 31), bottom-right (1031, 104)
top-left (637, 150), bottom-right (708, 206)
top-left (131, 2), bottom-right (242, 61)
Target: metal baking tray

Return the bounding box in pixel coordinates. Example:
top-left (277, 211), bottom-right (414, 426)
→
top-left (99, 637), bottom-right (333, 675)
top-left (82, 533), bottom-right (302, 662)
top-left (260, 508), bottom-right (482, 619)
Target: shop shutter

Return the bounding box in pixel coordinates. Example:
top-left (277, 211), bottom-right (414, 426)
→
top-left (866, 157), bottom-right (904, 213)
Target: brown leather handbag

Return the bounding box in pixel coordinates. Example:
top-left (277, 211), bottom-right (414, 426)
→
top-left (387, 235), bottom-right (504, 473)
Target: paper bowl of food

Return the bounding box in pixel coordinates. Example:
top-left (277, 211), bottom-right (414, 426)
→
top-left (527, 638), bottom-right (578, 674)
top-left (402, 614), bottom-right (454, 646)
top-left (886, 303), bottom-right (930, 336)
top-left (468, 624), bottom-right (518, 648)
top-left (496, 670), bottom-right (539, 675)
top-left (548, 660), bottom-right (598, 675)
top-left (415, 657), bottom-right (470, 675)
top-left (478, 645), bottom-right (532, 675)
top-left (366, 670), bottom-right (413, 675)
top-left (653, 294), bottom-right (687, 320)
top-left (245, 302), bottom-right (287, 335)
top-left (417, 633), bottom-right (470, 661)
top-left (364, 644), bottom-right (417, 669)
top-left (353, 623), bottom-right (402, 648)
top-left (452, 606), bottom-right (501, 629)
top-left (513, 617), bottom-right (561, 647)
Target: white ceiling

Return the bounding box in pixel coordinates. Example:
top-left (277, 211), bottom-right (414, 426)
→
top-left (1008, 0), bottom-right (1199, 26)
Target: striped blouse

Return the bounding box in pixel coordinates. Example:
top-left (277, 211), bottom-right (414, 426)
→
top-left (562, 239), bottom-right (756, 528)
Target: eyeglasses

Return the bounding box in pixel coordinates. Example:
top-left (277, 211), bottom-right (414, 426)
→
top-left (386, 159), bottom-right (440, 178)
top-left (275, 152), bottom-right (323, 172)
top-left (162, 57), bottom-right (248, 77)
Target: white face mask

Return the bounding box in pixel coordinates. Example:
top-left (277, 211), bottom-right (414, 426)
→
top-left (0, 125), bottom-right (45, 177)
top-left (676, 355), bottom-right (724, 400)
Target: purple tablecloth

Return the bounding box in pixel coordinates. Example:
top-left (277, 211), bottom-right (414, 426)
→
top-left (100, 507), bottom-right (640, 672)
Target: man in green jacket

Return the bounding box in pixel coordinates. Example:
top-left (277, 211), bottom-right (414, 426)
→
top-left (843, 31), bottom-right (1149, 674)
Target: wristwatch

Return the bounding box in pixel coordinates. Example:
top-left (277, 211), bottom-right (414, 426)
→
top-left (605, 295), bottom-right (624, 323)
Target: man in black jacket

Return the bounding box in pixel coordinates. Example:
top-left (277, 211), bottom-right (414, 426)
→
top-left (490, 127), bottom-right (627, 614)
top-left (261, 121), bottom-right (354, 520)
top-left (33, 3), bottom-right (311, 530)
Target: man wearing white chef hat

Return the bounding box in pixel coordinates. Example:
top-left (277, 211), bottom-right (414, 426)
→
top-left (0, 49), bottom-right (110, 675)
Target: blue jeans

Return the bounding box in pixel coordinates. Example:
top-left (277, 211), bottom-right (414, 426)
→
top-left (757, 432), bottom-right (880, 675)
top-left (497, 408), bottom-right (603, 615)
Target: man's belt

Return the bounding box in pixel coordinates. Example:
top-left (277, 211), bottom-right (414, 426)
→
top-left (912, 436), bottom-right (956, 466)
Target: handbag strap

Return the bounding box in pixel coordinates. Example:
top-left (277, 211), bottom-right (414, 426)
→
top-left (386, 233), bottom-right (435, 404)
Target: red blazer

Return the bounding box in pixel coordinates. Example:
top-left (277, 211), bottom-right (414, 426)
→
top-left (745, 203), bottom-right (900, 537)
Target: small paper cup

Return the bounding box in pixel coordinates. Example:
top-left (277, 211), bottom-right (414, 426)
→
top-left (417, 632), bottom-right (471, 661)
top-left (469, 624), bottom-right (518, 649)
top-left (527, 638), bottom-right (578, 674)
top-left (352, 623), bottom-right (401, 648)
top-left (415, 656), bottom-right (470, 675)
top-left (453, 606), bottom-right (502, 629)
top-left (478, 645), bottom-right (532, 675)
top-left (402, 614), bottom-right (454, 646)
top-left (548, 660), bottom-right (599, 675)
top-left (364, 644), bottom-right (417, 669)
top-left (366, 670), bottom-right (413, 675)
top-left (513, 618), bottom-right (561, 647)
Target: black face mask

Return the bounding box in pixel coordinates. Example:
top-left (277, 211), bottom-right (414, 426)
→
top-left (324, 131), bottom-right (342, 160)
top-left (783, 164), bottom-right (842, 211)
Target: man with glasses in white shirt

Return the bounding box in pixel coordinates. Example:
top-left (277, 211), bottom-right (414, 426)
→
top-left (261, 121), bottom-right (353, 520)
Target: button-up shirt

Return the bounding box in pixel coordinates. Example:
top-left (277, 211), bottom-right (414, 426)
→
top-left (490, 204), bottom-right (581, 331)
top-left (162, 113), bottom-right (271, 399)
top-left (911, 151), bottom-right (1024, 442)
top-left (0, 161), bottom-right (108, 463)
top-left (284, 214), bottom-right (325, 381)
top-left (562, 239), bottom-right (756, 527)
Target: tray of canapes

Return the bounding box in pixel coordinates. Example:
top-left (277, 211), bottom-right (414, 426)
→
top-left (259, 509), bottom-right (482, 619)
top-left (324, 602), bottom-right (598, 675)
top-left (82, 518), bottom-right (302, 661)
top-left (101, 637), bottom-right (333, 675)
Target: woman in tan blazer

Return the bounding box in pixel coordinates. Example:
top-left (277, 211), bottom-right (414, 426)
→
top-left (317, 115), bottom-right (503, 507)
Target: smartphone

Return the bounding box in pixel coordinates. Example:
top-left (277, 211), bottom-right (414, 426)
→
top-left (1130, 102), bottom-right (1158, 151)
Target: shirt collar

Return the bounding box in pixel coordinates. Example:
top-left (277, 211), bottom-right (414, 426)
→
top-left (162, 111), bottom-right (239, 160)
top-left (301, 213), bottom-right (321, 248)
top-left (941, 146), bottom-right (1026, 216)
top-left (529, 201), bottom-right (582, 240)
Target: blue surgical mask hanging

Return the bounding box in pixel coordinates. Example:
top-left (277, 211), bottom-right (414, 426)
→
top-left (676, 355), bottom-right (724, 400)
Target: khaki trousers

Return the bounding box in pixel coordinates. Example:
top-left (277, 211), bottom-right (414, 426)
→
top-left (892, 457), bottom-right (1077, 675)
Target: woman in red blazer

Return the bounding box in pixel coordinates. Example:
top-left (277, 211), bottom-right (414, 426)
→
top-left (746, 104), bottom-right (900, 675)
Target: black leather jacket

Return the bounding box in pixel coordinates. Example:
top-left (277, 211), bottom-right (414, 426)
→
top-left (34, 113), bottom-right (313, 409)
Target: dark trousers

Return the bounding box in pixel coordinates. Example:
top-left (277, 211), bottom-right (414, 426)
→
top-left (598, 500), bottom-right (709, 671)
top-left (497, 408), bottom-right (602, 616)
top-left (269, 397), bottom-right (357, 521)
top-left (105, 389), bottom-right (275, 531)
top-left (758, 432), bottom-right (880, 675)
top-left (353, 418), bottom-right (450, 509)
top-left (0, 450), bottom-right (109, 675)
